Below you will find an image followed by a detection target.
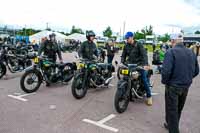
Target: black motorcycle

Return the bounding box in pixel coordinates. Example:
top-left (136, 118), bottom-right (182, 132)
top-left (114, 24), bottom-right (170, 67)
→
top-left (114, 63), bottom-right (153, 113)
top-left (0, 45), bottom-right (34, 79)
top-left (20, 56), bottom-right (77, 93)
top-left (71, 58), bottom-right (115, 99)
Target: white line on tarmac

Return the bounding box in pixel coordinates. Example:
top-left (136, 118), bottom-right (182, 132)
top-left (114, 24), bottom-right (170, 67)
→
top-left (98, 114), bottom-right (116, 124)
top-left (8, 93), bottom-right (36, 102)
top-left (8, 95), bottom-right (28, 102)
top-left (83, 114), bottom-right (119, 132)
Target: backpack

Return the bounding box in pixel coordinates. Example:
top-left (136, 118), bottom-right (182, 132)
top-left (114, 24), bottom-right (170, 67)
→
top-left (152, 50), bottom-right (162, 65)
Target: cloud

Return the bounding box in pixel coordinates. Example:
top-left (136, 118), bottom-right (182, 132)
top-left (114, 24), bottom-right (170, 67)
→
top-left (0, 0), bottom-right (200, 34)
top-left (183, 0), bottom-right (200, 9)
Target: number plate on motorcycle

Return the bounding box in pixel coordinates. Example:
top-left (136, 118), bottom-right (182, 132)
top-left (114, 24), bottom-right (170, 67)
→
top-left (121, 69), bottom-right (129, 75)
top-left (33, 57), bottom-right (39, 63)
top-left (78, 63), bottom-right (85, 69)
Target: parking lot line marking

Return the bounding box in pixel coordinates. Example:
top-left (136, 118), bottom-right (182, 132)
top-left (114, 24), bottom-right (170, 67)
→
top-left (83, 114), bottom-right (119, 132)
top-left (8, 93), bottom-right (36, 102)
top-left (83, 119), bottom-right (119, 132)
top-left (8, 95), bottom-right (28, 102)
top-left (98, 114), bottom-right (116, 124)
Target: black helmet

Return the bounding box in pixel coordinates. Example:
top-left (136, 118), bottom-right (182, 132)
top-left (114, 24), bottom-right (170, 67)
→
top-left (86, 30), bottom-right (95, 40)
top-left (49, 33), bottom-right (56, 38)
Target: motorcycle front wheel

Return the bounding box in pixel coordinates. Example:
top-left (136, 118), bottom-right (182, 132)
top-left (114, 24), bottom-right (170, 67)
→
top-left (114, 80), bottom-right (130, 113)
top-left (0, 63), bottom-right (6, 79)
top-left (20, 70), bottom-right (42, 93)
top-left (71, 73), bottom-right (87, 99)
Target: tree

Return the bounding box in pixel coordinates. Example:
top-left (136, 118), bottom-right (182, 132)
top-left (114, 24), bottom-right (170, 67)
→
top-left (103, 26), bottom-right (112, 38)
top-left (134, 31), bottom-right (145, 40)
top-left (195, 30), bottom-right (200, 34)
top-left (70, 25), bottom-right (84, 34)
top-left (158, 33), bottom-right (170, 42)
top-left (16, 28), bottom-right (41, 36)
top-left (141, 25), bottom-right (153, 35)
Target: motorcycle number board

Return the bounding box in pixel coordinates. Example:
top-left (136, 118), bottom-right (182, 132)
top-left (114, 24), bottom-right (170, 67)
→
top-left (121, 69), bottom-right (129, 75)
top-left (33, 57), bottom-right (39, 63)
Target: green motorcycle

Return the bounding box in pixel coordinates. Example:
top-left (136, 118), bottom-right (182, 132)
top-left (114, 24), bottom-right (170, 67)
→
top-left (20, 56), bottom-right (76, 93)
top-left (71, 58), bottom-right (115, 99)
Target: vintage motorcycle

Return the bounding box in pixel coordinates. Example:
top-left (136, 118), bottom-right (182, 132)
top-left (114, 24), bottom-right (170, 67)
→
top-left (71, 58), bottom-right (115, 99)
top-left (0, 45), bottom-right (34, 79)
top-left (114, 63), bottom-right (153, 113)
top-left (20, 56), bottom-right (77, 93)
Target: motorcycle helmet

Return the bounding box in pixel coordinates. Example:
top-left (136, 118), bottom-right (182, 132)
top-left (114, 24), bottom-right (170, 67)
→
top-left (86, 30), bottom-right (96, 40)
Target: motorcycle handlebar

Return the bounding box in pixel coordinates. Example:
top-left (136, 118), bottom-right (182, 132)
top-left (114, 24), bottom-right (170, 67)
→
top-left (119, 63), bottom-right (144, 70)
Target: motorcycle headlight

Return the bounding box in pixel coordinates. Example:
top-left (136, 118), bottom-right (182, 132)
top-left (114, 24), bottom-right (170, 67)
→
top-left (131, 71), bottom-right (140, 80)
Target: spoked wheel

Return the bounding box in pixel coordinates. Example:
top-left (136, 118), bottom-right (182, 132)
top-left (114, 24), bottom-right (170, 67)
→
top-left (20, 70), bottom-right (42, 93)
top-left (114, 81), bottom-right (130, 113)
top-left (0, 63), bottom-right (6, 79)
top-left (71, 73), bottom-right (87, 99)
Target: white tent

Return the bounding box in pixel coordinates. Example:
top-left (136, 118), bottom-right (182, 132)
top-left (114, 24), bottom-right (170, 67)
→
top-left (29, 30), bottom-right (68, 43)
top-left (66, 33), bottom-right (86, 42)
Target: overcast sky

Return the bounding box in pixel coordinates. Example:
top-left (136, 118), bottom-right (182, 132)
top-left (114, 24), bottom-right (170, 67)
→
top-left (0, 0), bottom-right (200, 35)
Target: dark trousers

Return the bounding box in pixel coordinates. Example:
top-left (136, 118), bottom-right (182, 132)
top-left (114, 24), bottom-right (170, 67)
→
top-left (165, 85), bottom-right (189, 133)
top-left (107, 56), bottom-right (114, 64)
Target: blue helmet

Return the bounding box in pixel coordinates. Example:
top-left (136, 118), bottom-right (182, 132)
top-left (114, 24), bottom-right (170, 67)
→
top-left (125, 32), bottom-right (134, 39)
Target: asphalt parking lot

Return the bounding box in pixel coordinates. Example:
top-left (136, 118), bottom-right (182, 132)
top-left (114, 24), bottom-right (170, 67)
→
top-left (0, 52), bottom-right (200, 133)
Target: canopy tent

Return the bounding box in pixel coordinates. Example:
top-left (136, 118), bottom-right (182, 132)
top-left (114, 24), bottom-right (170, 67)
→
top-left (66, 33), bottom-right (86, 42)
top-left (29, 30), bottom-right (68, 43)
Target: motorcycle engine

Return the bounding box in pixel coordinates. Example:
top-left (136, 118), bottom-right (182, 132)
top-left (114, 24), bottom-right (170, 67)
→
top-left (91, 69), bottom-right (104, 86)
top-left (45, 67), bottom-right (58, 83)
top-left (8, 58), bottom-right (20, 71)
top-left (26, 60), bottom-right (32, 67)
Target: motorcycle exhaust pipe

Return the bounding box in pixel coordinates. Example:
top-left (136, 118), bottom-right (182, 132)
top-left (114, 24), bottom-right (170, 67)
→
top-left (131, 87), bottom-right (144, 99)
top-left (105, 76), bottom-right (114, 85)
top-left (90, 79), bottom-right (105, 88)
top-left (90, 76), bottom-right (114, 88)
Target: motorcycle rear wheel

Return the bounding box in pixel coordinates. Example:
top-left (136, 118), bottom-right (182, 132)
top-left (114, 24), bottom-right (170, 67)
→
top-left (0, 63), bottom-right (6, 79)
